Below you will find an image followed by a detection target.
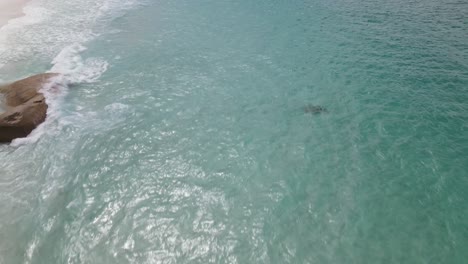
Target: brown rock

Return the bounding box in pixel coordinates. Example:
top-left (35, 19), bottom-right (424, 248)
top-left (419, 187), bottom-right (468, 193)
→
top-left (0, 73), bottom-right (59, 143)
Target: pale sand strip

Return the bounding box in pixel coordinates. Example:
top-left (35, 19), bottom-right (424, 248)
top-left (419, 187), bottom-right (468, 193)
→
top-left (0, 0), bottom-right (30, 28)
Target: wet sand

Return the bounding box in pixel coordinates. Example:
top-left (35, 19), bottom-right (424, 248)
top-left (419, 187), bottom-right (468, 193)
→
top-left (0, 0), bottom-right (29, 28)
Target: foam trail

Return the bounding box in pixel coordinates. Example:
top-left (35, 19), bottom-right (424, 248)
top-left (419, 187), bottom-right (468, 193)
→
top-left (10, 75), bottom-right (68, 146)
top-left (0, 0), bottom-right (143, 71)
top-left (3, 0), bottom-right (142, 146)
top-left (50, 43), bottom-right (109, 84)
top-left (11, 45), bottom-right (109, 146)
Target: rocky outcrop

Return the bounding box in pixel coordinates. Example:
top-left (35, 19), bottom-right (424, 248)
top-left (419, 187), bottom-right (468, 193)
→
top-left (0, 73), bottom-right (59, 143)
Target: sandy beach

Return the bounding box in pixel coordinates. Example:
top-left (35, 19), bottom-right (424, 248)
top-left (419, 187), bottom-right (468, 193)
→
top-left (0, 0), bottom-right (29, 27)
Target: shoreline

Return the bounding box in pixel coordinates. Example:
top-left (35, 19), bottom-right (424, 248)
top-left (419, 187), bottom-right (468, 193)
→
top-left (0, 0), bottom-right (30, 29)
top-left (0, 0), bottom-right (31, 83)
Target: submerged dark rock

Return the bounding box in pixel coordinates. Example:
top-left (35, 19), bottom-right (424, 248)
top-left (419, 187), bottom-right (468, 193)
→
top-left (0, 73), bottom-right (59, 143)
top-left (303, 104), bottom-right (328, 115)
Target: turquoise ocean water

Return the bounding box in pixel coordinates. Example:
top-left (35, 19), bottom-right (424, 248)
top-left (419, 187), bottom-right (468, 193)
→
top-left (1, 0), bottom-right (468, 263)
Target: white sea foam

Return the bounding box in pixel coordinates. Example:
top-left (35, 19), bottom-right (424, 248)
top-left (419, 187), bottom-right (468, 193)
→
top-left (11, 43), bottom-right (113, 146)
top-left (11, 75), bottom-right (68, 146)
top-left (50, 44), bottom-right (109, 84)
top-left (5, 0), bottom-right (143, 146)
top-left (0, 4), bottom-right (49, 32)
top-left (0, 0), bottom-right (143, 70)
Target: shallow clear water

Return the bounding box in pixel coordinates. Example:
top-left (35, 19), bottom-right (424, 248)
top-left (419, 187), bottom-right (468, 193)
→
top-left (1, 0), bottom-right (468, 263)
